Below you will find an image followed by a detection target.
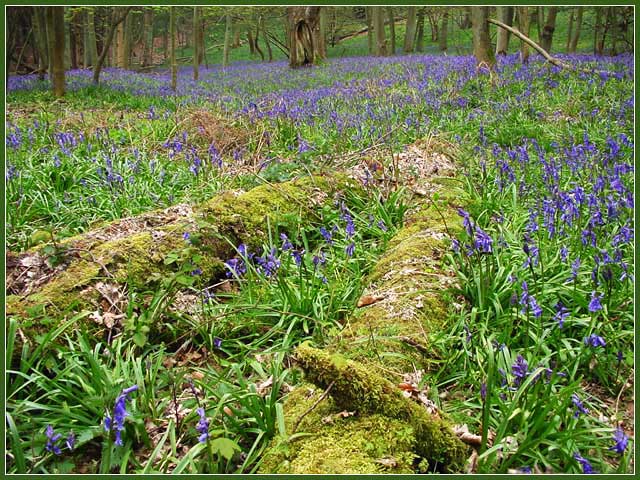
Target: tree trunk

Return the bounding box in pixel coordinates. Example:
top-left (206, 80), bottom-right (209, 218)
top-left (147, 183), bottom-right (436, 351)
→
top-left (403, 6), bottom-right (416, 53)
top-left (193, 7), bottom-right (200, 79)
top-left (365, 7), bottom-right (373, 54)
top-left (539, 6), bottom-right (558, 53)
top-left (170, 6), bottom-right (176, 90)
top-left (565, 8), bottom-right (574, 52)
top-left (387, 7), bottom-right (396, 55)
top-left (222, 14), bottom-right (232, 66)
top-left (427, 11), bottom-right (438, 42)
top-left (372, 7), bottom-right (386, 56)
top-left (248, 28), bottom-right (255, 55)
top-left (93, 7), bottom-right (132, 84)
top-left (233, 24), bottom-right (241, 48)
top-left (287, 6), bottom-right (321, 67)
top-left (318, 7), bottom-right (327, 58)
top-left (536, 6), bottom-right (543, 41)
top-left (261, 16), bottom-right (273, 62)
top-left (517, 6), bottom-right (531, 63)
top-left (142, 8), bottom-right (153, 67)
top-left (254, 22), bottom-right (264, 61)
top-left (471, 7), bottom-right (493, 68)
top-left (569, 6), bottom-right (583, 53)
top-left (33, 7), bottom-right (48, 80)
top-left (49, 7), bottom-right (65, 97)
top-left (123, 10), bottom-right (133, 68)
top-left (69, 14), bottom-right (78, 70)
top-left (439, 11), bottom-right (449, 52)
top-left (415, 8), bottom-right (425, 52)
top-left (495, 6), bottom-right (513, 55)
top-left (606, 7), bottom-right (617, 55)
top-left (461, 7), bottom-right (472, 29)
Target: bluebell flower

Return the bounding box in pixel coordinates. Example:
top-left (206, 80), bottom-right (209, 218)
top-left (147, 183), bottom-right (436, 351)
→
top-left (280, 233), bottom-right (293, 251)
top-left (319, 226), bottom-right (333, 245)
top-left (105, 385), bottom-right (138, 446)
top-left (588, 291), bottom-right (603, 312)
top-left (66, 432), bottom-right (75, 451)
top-left (553, 302), bottom-right (569, 328)
top-left (511, 355), bottom-right (529, 386)
top-left (473, 227), bottom-right (493, 253)
top-left (45, 425), bottom-right (62, 455)
top-left (583, 334), bottom-right (606, 348)
top-left (609, 428), bottom-right (629, 454)
top-left (292, 249), bottom-right (304, 266)
top-left (573, 452), bottom-right (596, 474)
top-left (572, 394), bottom-right (589, 418)
top-left (196, 407), bottom-right (210, 443)
top-left (519, 466), bottom-right (532, 474)
top-left (225, 258), bottom-right (246, 278)
top-left (377, 220), bottom-right (387, 232)
top-left (345, 242), bottom-right (355, 257)
top-left (480, 383), bottom-right (487, 400)
top-left (183, 232), bottom-right (190, 242)
top-left (213, 337), bottom-right (222, 349)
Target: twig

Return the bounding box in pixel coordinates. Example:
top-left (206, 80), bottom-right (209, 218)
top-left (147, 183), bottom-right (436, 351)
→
top-left (292, 380), bottom-right (335, 434)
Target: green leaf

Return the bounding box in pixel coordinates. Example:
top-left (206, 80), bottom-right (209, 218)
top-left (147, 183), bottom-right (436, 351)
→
top-left (210, 437), bottom-right (241, 461)
top-left (133, 332), bottom-right (147, 348)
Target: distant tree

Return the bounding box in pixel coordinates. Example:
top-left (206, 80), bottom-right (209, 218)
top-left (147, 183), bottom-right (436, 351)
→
top-left (372, 6), bottom-right (386, 56)
top-left (47, 6), bottom-right (65, 97)
top-left (193, 7), bottom-right (200, 79)
top-left (170, 6), bottom-right (176, 90)
top-left (387, 7), bottom-right (396, 55)
top-left (540, 6), bottom-right (559, 53)
top-left (287, 6), bottom-right (321, 67)
top-left (32, 7), bottom-right (48, 80)
top-left (223, 13), bottom-right (232, 67)
top-left (415, 7), bottom-right (425, 52)
top-left (569, 7), bottom-right (583, 53)
top-left (517, 6), bottom-right (531, 63)
top-left (495, 6), bottom-right (513, 55)
top-left (365, 7), bottom-right (373, 54)
top-left (260, 15), bottom-right (273, 62)
top-left (471, 6), bottom-right (494, 69)
top-left (317, 7), bottom-right (327, 58)
top-left (438, 10), bottom-right (449, 52)
top-left (403, 6), bottom-right (416, 53)
top-left (142, 8), bottom-right (153, 67)
top-left (92, 6), bottom-right (132, 83)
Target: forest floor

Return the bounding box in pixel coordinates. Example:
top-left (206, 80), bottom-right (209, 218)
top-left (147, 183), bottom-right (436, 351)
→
top-left (5, 52), bottom-right (634, 474)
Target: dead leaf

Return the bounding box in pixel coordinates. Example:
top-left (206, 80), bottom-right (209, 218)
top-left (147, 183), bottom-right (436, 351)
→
top-left (465, 449), bottom-right (479, 474)
top-left (453, 424), bottom-right (482, 446)
top-left (398, 382), bottom-right (418, 392)
top-left (375, 456), bottom-right (398, 468)
top-left (322, 410), bottom-right (355, 424)
top-left (255, 376), bottom-right (274, 396)
top-left (357, 294), bottom-right (385, 308)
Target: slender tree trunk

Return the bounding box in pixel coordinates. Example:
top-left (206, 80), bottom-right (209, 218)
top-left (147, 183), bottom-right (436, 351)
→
top-left (372, 7), bottom-right (386, 56)
top-left (69, 14), bottom-right (78, 69)
top-left (403, 6), bottom-right (416, 53)
top-left (93, 7), bottom-right (133, 83)
top-left (569, 6), bottom-right (583, 53)
top-left (248, 29), bottom-right (255, 55)
top-left (49, 7), bottom-right (66, 97)
top-left (223, 14), bottom-right (232, 66)
top-left (33, 7), bottom-right (48, 79)
top-left (536, 6), bottom-right (543, 41)
top-left (45, 7), bottom-right (55, 81)
top-left (495, 6), bottom-right (513, 55)
top-left (471, 7), bottom-right (494, 68)
top-left (415, 8), bottom-right (425, 52)
top-left (193, 7), bottom-right (200, 79)
top-left (142, 8), bottom-right (153, 67)
top-left (262, 16), bottom-right (273, 62)
top-left (170, 6), bottom-right (176, 90)
top-left (123, 11), bottom-right (133, 68)
top-left (517, 6), bottom-right (531, 63)
top-left (428, 12), bottom-right (438, 42)
top-left (387, 7), bottom-right (396, 55)
top-left (87, 9), bottom-right (98, 67)
top-left (365, 7), bottom-right (373, 54)
top-left (318, 7), bottom-right (327, 58)
top-left (540, 6), bottom-right (558, 53)
top-left (565, 9), bottom-right (574, 52)
top-left (254, 22), bottom-right (264, 61)
top-left (606, 7), bottom-right (617, 55)
top-left (233, 24), bottom-right (241, 48)
top-left (439, 11), bottom-right (449, 52)
top-left (594, 7), bottom-right (603, 55)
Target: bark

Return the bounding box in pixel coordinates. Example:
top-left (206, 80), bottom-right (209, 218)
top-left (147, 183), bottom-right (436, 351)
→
top-left (539, 6), bottom-right (558, 53)
top-left (92, 7), bottom-right (132, 84)
top-left (439, 11), bottom-right (449, 52)
top-left (606, 7), bottom-right (617, 55)
top-left (372, 7), bottom-right (386, 56)
top-left (427, 11), bottom-right (438, 41)
top-left (33, 7), bottom-right (48, 79)
top-left (49, 7), bottom-right (65, 97)
top-left (536, 7), bottom-right (543, 41)
top-left (254, 23), bottom-right (264, 61)
top-left (69, 14), bottom-right (78, 70)
top-left (403, 6), bottom-right (416, 53)
top-left (569, 7), bottom-right (583, 54)
top-left (471, 7), bottom-right (493, 68)
top-left (142, 8), bottom-right (153, 67)
top-left (287, 6), bottom-right (321, 67)
top-left (122, 10), bottom-right (133, 68)
top-left (387, 7), bottom-right (396, 55)
top-left (415, 8), bottom-right (425, 52)
top-left (365, 7), bottom-right (373, 54)
top-left (594, 7), bottom-right (603, 55)
top-left (565, 8), bottom-right (574, 52)
top-left (260, 15), bottom-right (273, 62)
top-left (318, 7), bottom-right (327, 58)
top-left (223, 14), bottom-right (232, 66)
top-left (87, 9), bottom-right (98, 67)
top-left (233, 24), bottom-right (241, 48)
top-left (495, 6), bottom-right (513, 55)
top-left (517, 6), bottom-right (531, 63)
top-left (170, 6), bottom-right (176, 90)
top-left (460, 7), bottom-right (472, 29)
top-left (193, 7), bottom-right (200, 79)
top-left (248, 28), bottom-right (255, 55)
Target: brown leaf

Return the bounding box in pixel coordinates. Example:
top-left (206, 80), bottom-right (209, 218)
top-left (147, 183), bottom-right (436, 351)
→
top-left (465, 449), bottom-right (479, 474)
top-left (453, 424), bottom-right (482, 446)
top-left (255, 376), bottom-right (274, 396)
top-left (398, 382), bottom-right (418, 392)
top-left (357, 294), bottom-right (385, 308)
top-left (375, 456), bottom-right (398, 468)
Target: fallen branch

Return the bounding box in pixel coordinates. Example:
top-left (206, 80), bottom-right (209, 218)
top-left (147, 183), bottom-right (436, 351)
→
top-left (292, 380), bottom-right (335, 434)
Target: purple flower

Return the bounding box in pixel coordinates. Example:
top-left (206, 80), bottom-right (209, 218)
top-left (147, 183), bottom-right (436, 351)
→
top-left (588, 291), bottom-right (603, 313)
top-left (213, 337), bottom-right (222, 349)
top-left (105, 385), bottom-right (138, 446)
top-left (65, 432), bottom-right (75, 451)
top-left (480, 382), bottom-right (487, 400)
top-left (45, 425), bottom-right (62, 455)
top-left (280, 233), bottom-right (293, 251)
top-left (572, 393), bottom-right (589, 418)
top-left (196, 407), bottom-right (210, 443)
top-left (573, 452), bottom-right (596, 474)
top-left (183, 232), bottom-right (190, 242)
top-left (609, 428), bottom-right (629, 454)
top-left (554, 301), bottom-right (569, 328)
top-left (511, 355), bottom-right (529, 386)
top-left (292, 249), bottom-right (304, 266)
top-left (345, 242), bottom-right (355, 257)
top-left (225, 258), bottom-right (246, 278)
top-left (320, 226), bottom-right (333, 245)
top-left (583, 334), bottom-right (606, 348)
top-left (473, 227), bottom-right (493, 253)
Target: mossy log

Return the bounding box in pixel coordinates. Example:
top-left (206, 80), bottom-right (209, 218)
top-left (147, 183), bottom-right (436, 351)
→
top-left (6, 174), bottom-right (359, 340)
top-left (261, 177), bottom-right (470, 473)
